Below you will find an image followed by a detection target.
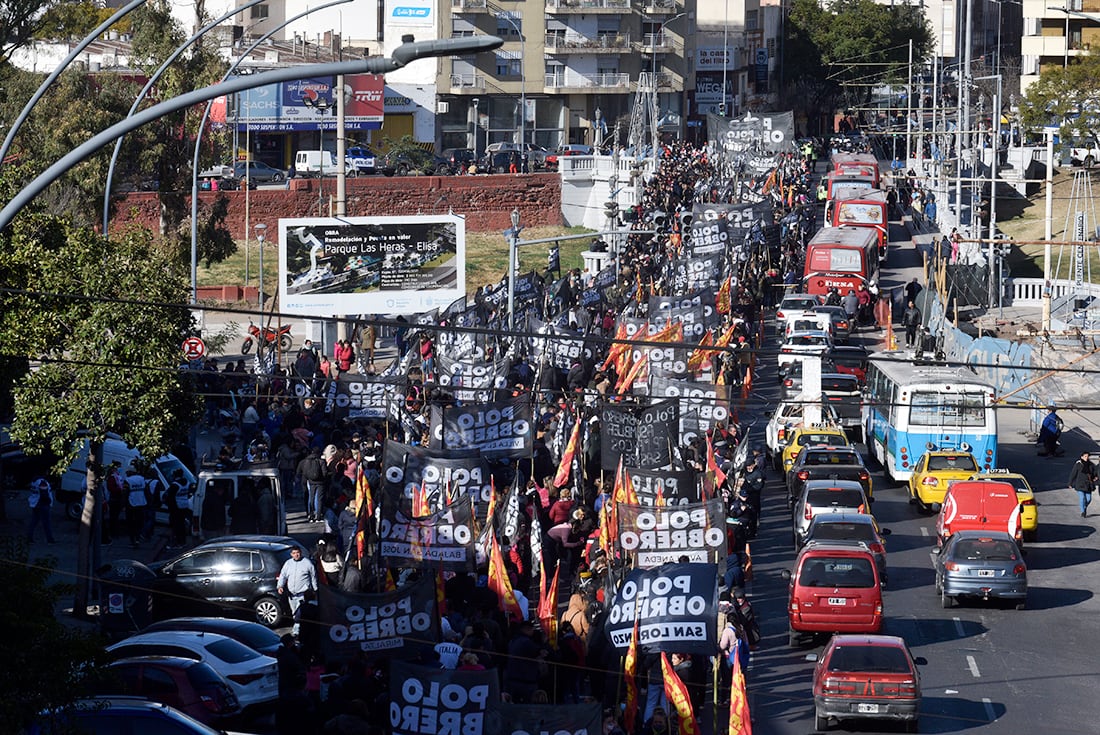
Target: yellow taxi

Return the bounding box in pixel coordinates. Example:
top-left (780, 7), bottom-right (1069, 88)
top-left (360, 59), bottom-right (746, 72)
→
top-left (781, 425), bottom-right (850, 475)
top-left (969, 469), bottom-right (1039, 542)
top-left (907, 449), bottom-right (980, 510)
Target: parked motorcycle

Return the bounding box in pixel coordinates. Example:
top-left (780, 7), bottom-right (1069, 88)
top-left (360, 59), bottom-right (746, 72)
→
top-left (241, 320), bottom-right (293, 354)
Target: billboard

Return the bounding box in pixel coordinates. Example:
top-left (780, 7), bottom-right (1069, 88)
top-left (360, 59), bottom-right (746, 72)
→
top-left (236, 74), bottom-right (384, 131)
top-left (279, 215), bottom-right (465, 315)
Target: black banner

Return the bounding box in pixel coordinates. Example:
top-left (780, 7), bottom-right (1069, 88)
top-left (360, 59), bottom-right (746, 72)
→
top-left (593, 266), bottom-right (617, 290)
top-left (648, 377), bottom-right (731, 444)
top-left (436, 328), bottom-right (489, 361)
top-left (435, 398), bottom-right (534, 458)
top-left (600, 405), bottom-right (637, 471)
top-left (487, 703), bottom-right (602, 735)
top-left (389, 661), bottom-right (499, 735)
top-left (688, 218), bottom-right (729, 256)
top-left (436, 355), bottom-right (510, 403)
top-left (579, 287), bottom-right (603, 308)
top-left (671, 254), bottom-right (725, 292)
top-left (330, 376), bottom-right (403, 420)
top-left (635, 399), bottom-right (678, 469)
top-left (381, 442), bottom-right (492, 516)
top-left (513, 271), bottom-right (543, 305)
top-left (692, 202), bottom-right (767, 233)
top-left (605, 562), bottom-right (718, 654)
top-left (318, 577), bottom-right (438, 661)
top-left (616, 499), bottom-right (727, 568)
top-left (626, 467), bottom-right (699, 506)
top-left (548, 246), bottom-right (560, 274)
top-left (378, 495), bottom-right (477, 572)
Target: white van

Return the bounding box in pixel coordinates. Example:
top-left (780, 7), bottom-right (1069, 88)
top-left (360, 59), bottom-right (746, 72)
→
top-left (192, 466), bottom-right (287, 537)
top-left (64, 434), bottom-right (196, 521)
top-left (294, 149), bottom-right (339, 177)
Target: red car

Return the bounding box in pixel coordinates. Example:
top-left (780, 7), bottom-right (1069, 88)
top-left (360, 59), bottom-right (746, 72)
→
top-left (783, 543), bottom-right (883, 646)
top-left (106, 656), bottom-right (241, 725)
top-left (811, 634), bottom-right (924, 732)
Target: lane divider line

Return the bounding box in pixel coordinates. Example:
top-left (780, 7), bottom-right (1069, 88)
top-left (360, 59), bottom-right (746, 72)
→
top-left (967, 655), bottom-right (981, 678)
top-left (983, 697), bottom-right (995, 721)
top-left (953, 616), bottom-right (965, 638)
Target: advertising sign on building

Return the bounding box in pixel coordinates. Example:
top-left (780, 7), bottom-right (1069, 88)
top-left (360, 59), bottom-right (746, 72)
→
top-left (236, 74), bottom-right (384, 131)
top-left (279, 215), bottom-right (465, 315)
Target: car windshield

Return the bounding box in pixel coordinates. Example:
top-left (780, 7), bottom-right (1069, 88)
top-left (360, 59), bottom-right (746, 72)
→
top-left (927, 455), bottom-right (978, 471)
top-left (797, 434), bottom-right (846, 447)
top-left (156, 456), bottom-right (196, 486)
top-left (800, 557), bottom-right (875, 587)
top-left (205, 638), bottom-right (261, 664)
top-left (806, 488), bottom-right (865, 508)
top-left (953, 539), bottom-right (1019, 561)
top-left (806, 451), bottom-right (859, 465)
top-left (828, 645), bottom-right (911, 673)
top-left (809, 522), bottom-right (876, 542)
top-left (789, 335), bottom-right (828, 347)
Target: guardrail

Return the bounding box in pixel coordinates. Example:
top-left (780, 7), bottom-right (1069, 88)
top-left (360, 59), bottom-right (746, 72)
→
top-left (449, 73), bottom-right (486, 89)
top-left (544, 72), bottom-right (629, 89)
top-left (1007, 277), bottom-right (1100, 305)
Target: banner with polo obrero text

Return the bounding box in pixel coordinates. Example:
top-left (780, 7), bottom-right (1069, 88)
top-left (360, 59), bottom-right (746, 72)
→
top-left (318, 577), bottom-right (438, 662)
top-left (389, 661), bottom-right (499, 735)
top-left (625, 467), bottom-right (699, 506)
top-left (605, 562), bottom-right (718, 654)
top-left (615, 499), bottom-right (726, 568)
top-left (434, 397), bottom-right (534, 458)
top-left (381, 441), bottom-right (492, 517)
top-left (378, 495), bottom-right (477, 572)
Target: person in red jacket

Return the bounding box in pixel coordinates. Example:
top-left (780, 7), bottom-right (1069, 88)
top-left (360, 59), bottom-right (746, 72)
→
top-left (548, 488), bottom-right (575, 525)
top-left (333, 339), bottom-right (354, 377)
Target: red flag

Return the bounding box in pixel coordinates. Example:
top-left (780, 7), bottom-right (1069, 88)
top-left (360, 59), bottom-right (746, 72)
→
top-left (488, 531), bottom-right (523, 622)
top-left (661, 652), bottom-right (700, 735)
top-left (537, 562), bottom-right (561, 648)
top-left (655, 480), bottom-right (666, 507)
top-left (412, 480), bottom-right (430, 516)
top-left (553, 415), bottom-right (582, 488)
top-left (624, 616), bottom-right (640, 733)
top-left (435, 569), bottom-right (448, 616)
top-left (717, 276), bottom-right (732, 314)
top-left (354, 466), bottom-right (374, 565)
top-left (601, 322), bottom-right (628, 371)
top-left (707, 432), bottom-right (727, 491)
top-left (687, 329), bottom-right (714, 373)
top-left (384, 569), bottom-right (397, 592)
top-left (616, 352), bottom-right (648, 394)
top-left (729, 640), bottom-right (753, 735)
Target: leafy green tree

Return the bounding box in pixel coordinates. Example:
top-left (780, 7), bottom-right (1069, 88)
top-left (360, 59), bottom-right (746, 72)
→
top-left (0, 0), bottom-right (65, 62)
top-left (1018, 54), bottom-right (1100, 144)
top-left (0, 536), bottom-right (112, 731)
top-left (783, 0), bottom-right (933, 130)
top-left (33, 0), bottom-right (122, 41)
top-left (0, 167), bottom-right (201, 616)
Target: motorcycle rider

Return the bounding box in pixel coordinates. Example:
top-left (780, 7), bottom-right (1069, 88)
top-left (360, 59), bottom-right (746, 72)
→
top-left (1038, 405), bottom-right (1064, 457)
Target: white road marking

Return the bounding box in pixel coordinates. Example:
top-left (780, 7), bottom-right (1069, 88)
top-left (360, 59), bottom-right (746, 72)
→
top-left (921, 526), bottom-right (930, 537)
top-left (967, 655), bottom-right (981, 678)
top-left (953, 617), bottom-right (965, 637)
top-left (945, 689), bottom-right (959, 695)
top-left (983, 697), bottom-right (995, 721)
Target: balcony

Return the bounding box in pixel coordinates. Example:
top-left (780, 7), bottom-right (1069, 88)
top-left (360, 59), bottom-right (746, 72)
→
top-left (545, 32), bottom-right (632, 54)
top-left (1021, 34), bottom-right (1067, 58)
top-left (546, 0), bottom-right (631, 13)
top-left (452, 0), bottom-right (489, 10)
top-left (544, 72), bottom-right (630, 91)
top-left (638, 0), bottom-right (677, 11)
top-left (639, 32), bottom-right (674, 52)
top-left (450, 73), bottom-right (487, 91)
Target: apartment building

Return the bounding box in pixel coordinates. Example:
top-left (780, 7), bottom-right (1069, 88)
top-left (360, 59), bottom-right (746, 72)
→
top-left (1020, 0), bottom-right (1100, 92)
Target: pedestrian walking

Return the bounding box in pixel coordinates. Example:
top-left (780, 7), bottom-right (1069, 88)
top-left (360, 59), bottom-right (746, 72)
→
top-left (125, 469), bottom-right (148, 546)
top-left (26, 477), bottom-right (56, 544)
top-left (1069, 451), bottom-right (1097, 518)
top-left (277, 546), bottom-right (317, 637)
top-left (903, 300), bottom-right (922, 348)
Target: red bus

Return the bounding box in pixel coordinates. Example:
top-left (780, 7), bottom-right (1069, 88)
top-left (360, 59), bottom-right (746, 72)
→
top-left (831, 190), bottom-right (889, 262)
top-left (830, 152), bottom-right (880, 187)
top-left (802, 226), bottom-right (880, 297)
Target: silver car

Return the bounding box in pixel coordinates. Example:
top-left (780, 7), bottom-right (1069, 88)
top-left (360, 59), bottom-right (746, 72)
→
top-left (792, 480), bottom-right (869, 548)
top-left (933, 530), bottom-right (1027, 610)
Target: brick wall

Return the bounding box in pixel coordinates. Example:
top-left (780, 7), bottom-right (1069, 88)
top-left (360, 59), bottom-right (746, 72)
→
top-left (110, 173), bottom-right (563, 235)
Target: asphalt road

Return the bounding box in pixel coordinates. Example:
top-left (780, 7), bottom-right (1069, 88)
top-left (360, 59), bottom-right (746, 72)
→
top-left (742, 214), bottom-right (1100, 734)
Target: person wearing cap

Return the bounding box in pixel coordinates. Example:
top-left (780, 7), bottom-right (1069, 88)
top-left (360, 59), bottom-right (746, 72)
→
top-left (26, 478), bottom-right (56, 544)
top-left (1039, 405), bottom-right (1064, 457)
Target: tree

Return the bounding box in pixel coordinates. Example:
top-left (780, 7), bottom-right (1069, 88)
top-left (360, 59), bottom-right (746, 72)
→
top-left (1018, 54), bottom-right (1100, 143)
top-left (0, 165), bottom-right (201, 617)
top-left (0, 536), bottom-right (112, 731)
top-left (783, 0), bottom-right (933, 131)
top-left (0, 0), bottom-right (64, 62)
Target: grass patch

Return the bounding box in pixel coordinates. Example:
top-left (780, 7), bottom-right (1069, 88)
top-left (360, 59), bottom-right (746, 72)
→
top-left (198, 225), bottom-right (597, 297)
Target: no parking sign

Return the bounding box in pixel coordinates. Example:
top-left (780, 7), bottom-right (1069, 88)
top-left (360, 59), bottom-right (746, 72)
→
top-left (182, 336), bottom-right (206, 361)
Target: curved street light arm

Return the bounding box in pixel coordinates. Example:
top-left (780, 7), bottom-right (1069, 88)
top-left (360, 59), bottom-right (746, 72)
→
top-left (0, 35), bottom-right (503, 232)
top-left (103, 0), bottom-right (270, 234)
top-left (0, 0), bottom-right (148, 164)
top-left (189, 0), bottom-right (354, 301)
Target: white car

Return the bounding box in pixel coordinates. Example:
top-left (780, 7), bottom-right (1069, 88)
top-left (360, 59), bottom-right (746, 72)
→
top-left (777, 330), bottom-right (834, 370)
top-left (783, 313), bottom-right (833, 340)
top-left (766, 397), bottom-right (840, 468)
top-left (107, 631), bottom-right (278, 710)
top-left (775, 294), bottom-right (821, 326)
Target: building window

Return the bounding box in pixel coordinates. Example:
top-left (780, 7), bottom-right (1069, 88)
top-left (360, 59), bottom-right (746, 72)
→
top-left (495, 51), bottom-right (522, 77)
top-left (746, 9), bottom-right (758, 31)
top-left (452, 18), bottom-right (476, 37)
top-left (496, 11), bottom-right (521, 37)
top-left (250, 3), bottom-right (269, 19)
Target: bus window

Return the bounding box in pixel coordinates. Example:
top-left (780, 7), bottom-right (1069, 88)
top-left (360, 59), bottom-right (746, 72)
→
top-left (809, 248), bottom-right (863, 273)
top-left (837, 202), bottom-right (884, 225)
top-left (909, 392), bottom-right (986, 427)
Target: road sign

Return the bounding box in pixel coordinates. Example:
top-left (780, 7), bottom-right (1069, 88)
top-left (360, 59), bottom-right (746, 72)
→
top-left (182, 336), bottom-right (206, 361)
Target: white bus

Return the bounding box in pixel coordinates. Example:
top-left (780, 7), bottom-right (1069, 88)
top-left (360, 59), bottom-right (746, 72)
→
top-left (862, 354), bottom-right (998, 483)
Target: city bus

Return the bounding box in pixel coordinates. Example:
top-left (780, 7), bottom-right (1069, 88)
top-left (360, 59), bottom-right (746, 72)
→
top-left (801, 226), bottom-right (880, 297)
top-left (830, 152), bottom-right (881, 187)
top-left (830, 190), bottom-right (889, 262)
top-left (862, 356), bottom-right (998, 483)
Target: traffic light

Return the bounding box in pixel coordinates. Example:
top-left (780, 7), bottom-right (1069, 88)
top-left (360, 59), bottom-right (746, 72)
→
top-left (679, 210), bottom-right (694, 229)
top-left (717, 103), bottom-right (726, 117)
top-left (604, 201), bottom-right (619, 222)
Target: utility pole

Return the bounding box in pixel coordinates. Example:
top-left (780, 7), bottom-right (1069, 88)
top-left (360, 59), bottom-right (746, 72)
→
top-left (906, 38), bottom-right (913, 163)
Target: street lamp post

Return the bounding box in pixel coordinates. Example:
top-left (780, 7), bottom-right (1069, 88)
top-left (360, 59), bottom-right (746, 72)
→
top-left (255, 223), bottom-right (268, 307)
top-left (507, 207), bottom-right (522, 331)
top-left (2, 35), bottom-right (507, 234)
top-left (472, 97), bottom-right (480, 154)
top-left (652, 12), bottom-right (687, 171)
top-left (303, 95), bottom-right (334, 215)
top-left (496, 13), bottom-right (525, 164)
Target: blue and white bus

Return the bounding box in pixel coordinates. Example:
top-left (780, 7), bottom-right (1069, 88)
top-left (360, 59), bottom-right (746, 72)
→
top-left (862, 354), bottom-right (998, 483)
